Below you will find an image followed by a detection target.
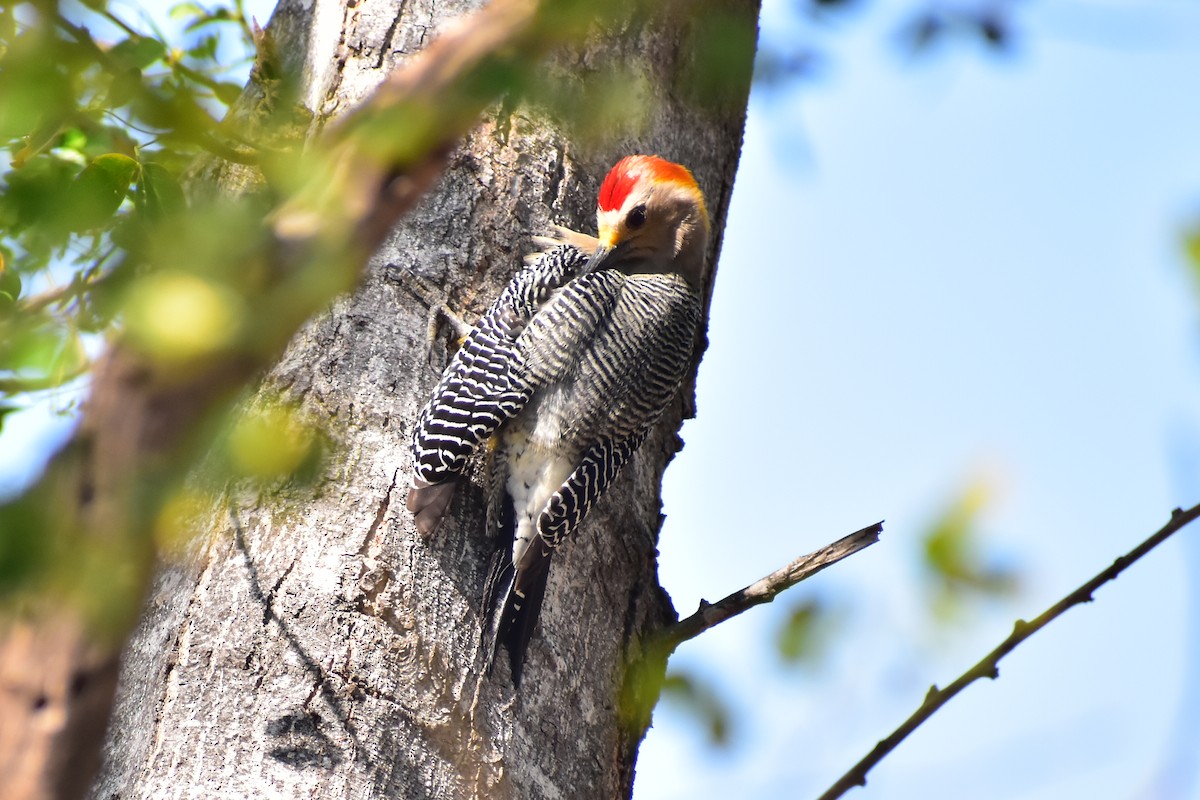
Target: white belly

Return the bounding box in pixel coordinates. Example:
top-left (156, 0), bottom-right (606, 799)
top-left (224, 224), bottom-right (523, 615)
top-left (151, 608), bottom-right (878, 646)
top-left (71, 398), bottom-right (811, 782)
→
top-left (503, 388), bottom-right (578, 567)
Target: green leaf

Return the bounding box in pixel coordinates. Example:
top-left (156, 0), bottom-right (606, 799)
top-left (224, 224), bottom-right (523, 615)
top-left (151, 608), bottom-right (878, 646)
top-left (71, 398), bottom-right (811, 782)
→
top-left (170, 2), bottom-right (208, 21)
top-left (922, 479), bottom-right (1019, 616)
top-left (1, 322), bottom-right (64, 375)
top-left (0, 493), bottom-right (51, 592)
top-left (213, 82), bottom-right (243, 106)
top-left (0, 155), bottom-right (79, 234)
top-left (107, 66), bottom-right (145, 109)
top-left (139, 162), bottom-right (186, 220)
top-left (185, 7), bottom-right (238, 32)
top-left (0, 261), bottom-right (22, 301)
top-left (57, 127), bottom-right (89, 154)
top-left (1183, 226), bottom-right (1200, 296)
top-left (776, 598), bottom-right (827, 665)
top-left (63, 153), bottom-right (140, 231)
top-left (661, 670), bottom-right (733, 747)
top-left (110, 36), bottom-right (168, 70)
top-left (188, 34), bottom-right (219, 61)
top-left (0, 403), bottom-right (19, 433)
top-left (11, 116), bottom-right (67, 168)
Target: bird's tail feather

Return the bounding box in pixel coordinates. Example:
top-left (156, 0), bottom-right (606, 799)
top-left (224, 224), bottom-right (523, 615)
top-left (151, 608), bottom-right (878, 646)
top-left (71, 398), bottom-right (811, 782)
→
top-left (481, 489), bottom-right (555, 686)
top-left (496, 543), bottom-right (553, 687)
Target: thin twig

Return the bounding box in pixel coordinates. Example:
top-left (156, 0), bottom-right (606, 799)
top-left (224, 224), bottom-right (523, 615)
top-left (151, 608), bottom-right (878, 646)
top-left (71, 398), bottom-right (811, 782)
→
top-left (20, 249), bottom-right (116, 315)
top-left (818, 502), bottom-right (1200, 800)
top-left (660, 522), bottom-right (883, 653)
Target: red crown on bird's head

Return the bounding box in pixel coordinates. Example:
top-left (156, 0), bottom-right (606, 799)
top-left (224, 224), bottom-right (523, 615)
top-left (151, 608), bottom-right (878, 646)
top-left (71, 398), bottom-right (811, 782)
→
top-left (597, 155), bottom-right (700, 213)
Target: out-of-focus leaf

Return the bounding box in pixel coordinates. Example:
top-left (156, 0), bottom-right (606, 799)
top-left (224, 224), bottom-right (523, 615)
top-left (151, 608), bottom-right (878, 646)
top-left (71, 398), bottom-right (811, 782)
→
top-left (139, 196), bottom-right (270, 287)
top-left (122, 270), bottom-right (244, 361)
top-left (526, 65), bottom-right (650, 145)
top-left (227, 403), bottom-right (317, 479)
top-left (660, 669), bottom-right (733, 747)
top-left (922, 478), bottom-right (1019, 618)
top-left (11, 115), bottom-right (67, 168)
top-left (754, 49), bottom-right (824, 86)
top-left (188, 34), bottom-right (220, 61)
top-left (139, 162), bottom-right (186, 220)
top-left (110, 36), bottom-right (168, 70)
top-left (107, 65), bottom-right (145, 109)
top-left (1, 321), bottom-right (69, 375)
top-left (0, 3), bottom-right (15, 44)
top-left (0, 494), bottom-right (50, 591)
top-left (676, 4), bottom-right (758, 114)
top-left (776, 597), bottom-right (830, 666)
top-left (901, 13), bottom-right (945, 53)
top-left (213, 81), bottom-right (243, 105)
top-left (978, 15), bottom-right (1009, 50)
top-left (1183, 225), bottom-right (1200, 299)
top-left (0, 403), bottom-right (19, 434)
top-left (0, 251), bottom-right (20, 301)
top-left (806, 0), bottom-right (861, 22)
top-left (57, 127), bottom-right (89, 154)
top-left (0, 157), bottom-right (77, 233)
top-left (170, 2), bottom-right (208, 21)
top-left (63, 153), bottom-right (140, 231)
top-left (154, 486), bottom-right (213, 558)
top-left (185, 7), bottom-right (238, 32)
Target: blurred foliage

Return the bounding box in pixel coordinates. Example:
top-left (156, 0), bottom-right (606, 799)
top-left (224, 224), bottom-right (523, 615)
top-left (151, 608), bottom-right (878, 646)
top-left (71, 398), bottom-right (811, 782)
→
top-left (0, 0), bottom-right (300, 618)
top-left (675, 0), bottom-right (759, 114)
top-left (1183, 223), bottom-right (1200, 303)
top-left (0, 0), bottom-right (259, 427)
top-left (898, 3), bottom-right (1017, 55)
top-left (775, 595), bottom-right (838, 668)
top-left (660, 669), bottom-right (734, 747)
top-left (755, 0), bottom-right (1019, 87)
top-left (217, 394), bottom-right (327, 486)
top-left (921, 478), bottom-right (1019, 620)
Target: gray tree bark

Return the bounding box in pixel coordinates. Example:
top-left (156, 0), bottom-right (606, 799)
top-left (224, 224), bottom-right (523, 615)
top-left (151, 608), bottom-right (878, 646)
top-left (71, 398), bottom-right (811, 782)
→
top-left (90, 1), bottom-right (756, 797)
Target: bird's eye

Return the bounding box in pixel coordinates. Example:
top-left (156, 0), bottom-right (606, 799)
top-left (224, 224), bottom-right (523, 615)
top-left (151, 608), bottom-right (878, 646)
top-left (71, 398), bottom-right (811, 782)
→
top-left (626, 205), bottom-right (647, 230)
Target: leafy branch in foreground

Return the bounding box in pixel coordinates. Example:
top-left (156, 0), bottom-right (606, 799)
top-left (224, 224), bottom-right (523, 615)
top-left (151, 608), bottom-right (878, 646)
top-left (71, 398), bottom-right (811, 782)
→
top-left (818, 502), bottom-right (1200, 800)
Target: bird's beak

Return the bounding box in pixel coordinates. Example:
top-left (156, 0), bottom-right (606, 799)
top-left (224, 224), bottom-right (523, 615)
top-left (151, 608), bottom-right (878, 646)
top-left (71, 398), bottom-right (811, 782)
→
top-left (584, 238), bottom-right (632, 274)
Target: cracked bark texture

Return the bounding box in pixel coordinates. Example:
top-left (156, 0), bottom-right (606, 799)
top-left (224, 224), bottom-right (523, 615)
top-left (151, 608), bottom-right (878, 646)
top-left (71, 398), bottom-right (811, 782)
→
top-left (90, 0), bottom-right (756, 797)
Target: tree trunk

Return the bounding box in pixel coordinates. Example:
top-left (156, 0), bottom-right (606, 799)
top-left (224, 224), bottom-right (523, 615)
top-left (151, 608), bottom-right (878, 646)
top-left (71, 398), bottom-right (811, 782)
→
top-left (89, 1), bottom-right (756, 797)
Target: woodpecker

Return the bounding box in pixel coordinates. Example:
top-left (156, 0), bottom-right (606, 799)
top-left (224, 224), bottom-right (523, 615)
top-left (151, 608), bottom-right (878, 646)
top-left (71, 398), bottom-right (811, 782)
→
top-left (407, 155), bottom-right (709, 685)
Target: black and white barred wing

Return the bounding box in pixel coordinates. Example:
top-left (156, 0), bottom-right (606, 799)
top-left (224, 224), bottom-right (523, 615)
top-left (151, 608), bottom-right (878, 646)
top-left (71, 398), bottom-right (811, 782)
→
top-left (407, 246), bottom-right (590, 533)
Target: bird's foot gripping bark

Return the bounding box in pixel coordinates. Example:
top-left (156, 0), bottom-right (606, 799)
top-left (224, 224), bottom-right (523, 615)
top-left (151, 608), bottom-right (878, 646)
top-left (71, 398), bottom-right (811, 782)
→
top-left (385, 263), bottom-right (474, 352)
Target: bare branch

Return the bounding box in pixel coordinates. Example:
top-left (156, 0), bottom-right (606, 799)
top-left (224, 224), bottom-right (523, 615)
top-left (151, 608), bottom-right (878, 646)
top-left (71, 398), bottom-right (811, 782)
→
top-left (660, 522), bottom-right (883, 653)
top-left (818, 502), bottom-right (1200, 800)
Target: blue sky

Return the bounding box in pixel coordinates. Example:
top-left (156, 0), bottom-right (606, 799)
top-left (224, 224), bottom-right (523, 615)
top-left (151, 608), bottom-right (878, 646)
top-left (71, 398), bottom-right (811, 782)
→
top-left (4, 0), bottom-right (1200, 798)
top-left (642, 1), bottom-right (1200, 798)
